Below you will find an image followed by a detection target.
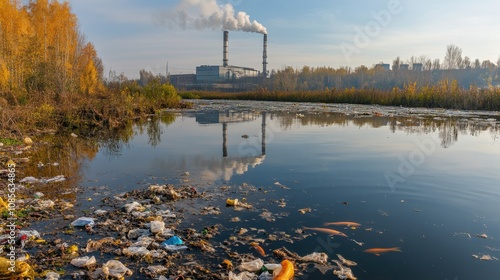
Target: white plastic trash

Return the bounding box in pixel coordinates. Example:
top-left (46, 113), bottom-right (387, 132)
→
top-left (70, 217), bottom-right (95, 227)
top-left (123, 246), bottom-right (150, 257)
top-left (149, 221), bottom-right (165, 234)
top-left (70, 256), bottom-right (97, 268)
top-left (101, 260), bottom-right (133, 278)
top-left (228, 271), bottom-right (257, 280)
top-left (238, 258), bottom-right (264, 272)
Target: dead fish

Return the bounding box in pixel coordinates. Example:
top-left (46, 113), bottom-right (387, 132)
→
top-left (337, 254), bottom-right (357, 266)
top-left (250, 242), bottom-right (266, 257)
top-left (324, 222), bottom-right (361, 227)
top-left (302, 227), bottom-right (347, 237)
top-left (364, 247), bottom-right (402, 256)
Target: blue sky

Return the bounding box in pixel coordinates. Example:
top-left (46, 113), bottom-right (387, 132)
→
top-left (69, 0), bottom-right (500, 78)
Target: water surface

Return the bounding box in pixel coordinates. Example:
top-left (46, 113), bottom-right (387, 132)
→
top-left (29, 100), bottom-right (500, 279)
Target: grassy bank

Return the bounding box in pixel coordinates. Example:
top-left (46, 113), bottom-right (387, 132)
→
top-left (181, 80), bottom-right (500, 111)
top-left (0, 82), bottom-right (189, 138)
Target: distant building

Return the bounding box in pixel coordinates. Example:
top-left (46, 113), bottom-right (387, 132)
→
top-left (400, 64), bottom-right (410, 70)
top-left (375, 64), bottom-right (391, 71)
top-left (170, 74), bottom-right (196, 89)
top-left (412, 63), bottom-right (423, 71)
top-left (196, 65), bottom-right (259, 83)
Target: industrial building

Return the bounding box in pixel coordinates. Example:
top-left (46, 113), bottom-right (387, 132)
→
top-left (196, 65), bottom-right (259, 83)
top-left (171, 30), bottom-right (268, 90)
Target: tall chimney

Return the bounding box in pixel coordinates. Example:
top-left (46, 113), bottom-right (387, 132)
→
top-left (223, 31), bottom-right (229, 67)
top-left (262, 34), bottom-right (268, 77)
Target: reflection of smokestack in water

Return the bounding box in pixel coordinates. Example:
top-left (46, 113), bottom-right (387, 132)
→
top-left (222, 122), bottom-right (228, 157)
top-left (223, 31), bottom-right (229, 67)
top-left (262, 34), bottom-right (268, 77)
top-left (261, 112), bottom-right (266, 155)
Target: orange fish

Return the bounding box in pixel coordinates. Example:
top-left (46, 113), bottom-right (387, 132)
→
top-left (324, 222), bottom-right (361, 227)
top-left (363, 247), bottom-right (402, 256)
top-left (303, 227), bottom-right (348, 237)
top-left (250, 242), bottom-right (266, 257)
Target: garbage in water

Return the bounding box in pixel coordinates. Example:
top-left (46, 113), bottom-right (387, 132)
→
top-left (160, 235), bottom-right (188, 251)
top-left (70, 217), bottom-right (95, 227)
top-left (149, 220), bottom-right (165, 234)
top-left (70, 256), bottom-right (97, 268)
top-left (333, 259), bottom-right (357, 280)
top-left (98, 260), bottom-right (133, 279)
top-left (298, 207), bottom-right (311, 214)
top-left (337, 254), bottom-right (357, 266)
top-left (0, 257), bottom-right (35, 280)
top-left (273, 259), bottom-right (295, 280)
top-left (238, 258), bottom-right (264, 272)
top-left (19, 175), bottom-right (66, 184)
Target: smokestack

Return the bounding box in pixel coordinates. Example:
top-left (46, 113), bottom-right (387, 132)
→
top-left (223, 31), bottom-right (229, 67)
top-left (262, 34), bottom-right (268, 77)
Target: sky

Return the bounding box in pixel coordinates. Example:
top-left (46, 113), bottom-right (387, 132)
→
top-left (68, 0), bottom-right (500, 79)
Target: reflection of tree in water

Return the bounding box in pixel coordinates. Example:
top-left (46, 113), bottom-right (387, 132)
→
top-left (24, 114), bottom-right (179, 199)
top-left (134, 113), bottom-right (177, 148)
top-left (272, 111), bottom-right (499, 148)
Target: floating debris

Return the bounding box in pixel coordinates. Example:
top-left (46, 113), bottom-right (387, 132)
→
top-left (351, 239), bottom-right (364, 246)
top-left (333, 259), bottom-right (357, 280)
top-left (298, 207), bottom-right (311, 214)
top-left (337, 254), bottom-right (357, 266)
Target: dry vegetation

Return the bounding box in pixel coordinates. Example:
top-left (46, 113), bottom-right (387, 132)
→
top-left (183, 79), bottom-right (500, 111)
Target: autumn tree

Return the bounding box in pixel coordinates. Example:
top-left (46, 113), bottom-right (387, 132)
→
top-left (0, 0), bottom-right (103, 96)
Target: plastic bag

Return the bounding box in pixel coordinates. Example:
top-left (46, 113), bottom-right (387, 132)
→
top-left (228, 271), bottom-right (257, 280)
top-left (258, 271), bottom-right (273, 280)
top-left (101, 260), bottom-right (133, 278)
top-left (238, 258), bottom-right (264, 272)
top-left (70, 256), bottom-right (96, 268)
top-left (160, 236), bottom-right (187, 251)
top-left (150, 221), bottom-right (165, 234)
top-left (0, 257), bottom-right (35, 280)
top-left (301, 252), bottom-right (328, 264)
top-left (44, 271), bottom-right (60, 280)
top-left (162, 235), bottom-right (183, 245)
top-left (127, 228), bottom-right (151, 239)
top-left (123, 246), bottom-right (150, 257)
top-left (70, 217), bottom-right (95, 227)
top-left (124, 201), bottom-right (144, 213)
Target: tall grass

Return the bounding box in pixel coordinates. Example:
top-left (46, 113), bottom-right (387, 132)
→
top-left (183, 80), bottom-right (500, 111)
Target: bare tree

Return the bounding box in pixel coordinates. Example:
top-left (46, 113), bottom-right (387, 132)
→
top-left (473, 58), bottom-right (481, 69)
top-left (432, 59), bottom-right (440, 70)
top-left (392, 57), bottom-right (401, 71)
top-left (463, 56), bottom-right (471, 69)
top-left (444, 45), bottom-right (463, 69)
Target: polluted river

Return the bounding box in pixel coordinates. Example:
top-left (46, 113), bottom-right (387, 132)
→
top-left (1, 99), bottom-right (500, 279)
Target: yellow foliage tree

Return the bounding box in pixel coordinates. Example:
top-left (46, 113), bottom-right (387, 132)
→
top-left (0, 0), bottom-right (102, 95)
top-left (79, 43), bottom-right (101, 95)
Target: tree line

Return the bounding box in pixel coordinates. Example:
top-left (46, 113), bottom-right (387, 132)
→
top-left (264, 45), bottom-right (500, 91)
top-left (0, 0), bottom-right (103, 100)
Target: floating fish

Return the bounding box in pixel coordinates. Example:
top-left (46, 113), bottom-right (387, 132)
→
top-left (302, 227), bottom-right (347, 237)
top-left (250, 242), bottom-right (266, 257)
top-left (364, 247), bottom-right (402, 256)
top-left (324, 222), bottom-right (361, 227)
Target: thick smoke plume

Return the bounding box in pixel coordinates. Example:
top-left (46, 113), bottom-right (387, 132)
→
top-left (156, 0), bottom-right (267, 34)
